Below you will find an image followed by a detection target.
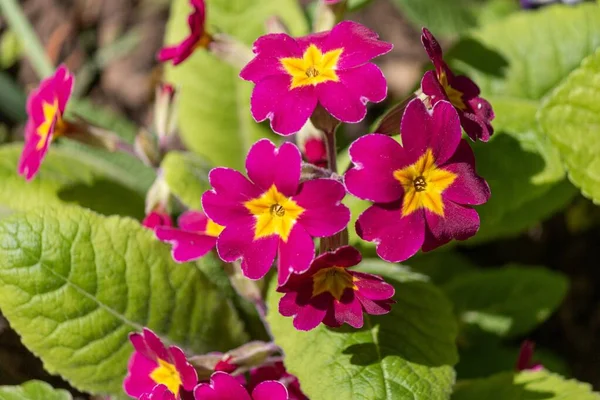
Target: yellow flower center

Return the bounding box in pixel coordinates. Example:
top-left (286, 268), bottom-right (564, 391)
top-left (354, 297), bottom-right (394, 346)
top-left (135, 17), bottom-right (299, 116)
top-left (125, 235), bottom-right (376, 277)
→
top-left (393, 149), bottom-right (457, 217)
top-left (312, 266), bottom-right (357, 300)
top-left (149, 359), bottom-right (182, 396)
top-left (244, 185), bottom-right (305, 242)
top-left (439, 70), bottom-right (467, 111)
top-left (205, 218), bottom-right (225, 237)
top-left (280, 44), bottom-right (343, 89)
top-left (36, 99), bottom-right (65, 150)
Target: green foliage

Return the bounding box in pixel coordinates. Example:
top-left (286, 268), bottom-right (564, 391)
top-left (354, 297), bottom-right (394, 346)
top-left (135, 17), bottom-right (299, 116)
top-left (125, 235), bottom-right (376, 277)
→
top-left (452, 370), bottom-right (600, 400)
top-left (446, 4), bottom-right (600, 243)
top-left (161, 151), bottom-right (212, 210)
top-left (0, 381), bottom-right (71, 400)
top-left (0, 208), bottom-right (247, 395)
top-left (267, 261), bottom-right (458, 400)
top-left (538, 48), bottom-right (600, 204)
top-left (408, 250), bottom-right (476, 285)
top-left (163, 0), bottom-right (308, 170)
top-left (442, 265), bottom-right (568, 338)
top-left (0, 145), bottom-right (146, 219)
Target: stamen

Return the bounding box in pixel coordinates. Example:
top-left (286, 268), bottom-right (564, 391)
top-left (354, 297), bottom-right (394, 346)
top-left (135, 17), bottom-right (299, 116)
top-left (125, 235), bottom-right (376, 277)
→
top-left (305, 66), bottom-right (320, 78)
top-left (270, 204), bottom-right (286, 217)
top-left (413, 176), bottom-right (427, 192)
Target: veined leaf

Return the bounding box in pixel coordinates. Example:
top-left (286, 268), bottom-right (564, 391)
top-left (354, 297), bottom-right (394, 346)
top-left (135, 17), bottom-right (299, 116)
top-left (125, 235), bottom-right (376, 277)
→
top-left (0, 381), bottom-right (71, 400)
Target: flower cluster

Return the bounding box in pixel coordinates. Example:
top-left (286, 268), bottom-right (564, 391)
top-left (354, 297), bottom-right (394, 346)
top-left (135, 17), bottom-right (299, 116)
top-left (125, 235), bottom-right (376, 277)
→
top-left (18, 2), bottom-right (495, 398)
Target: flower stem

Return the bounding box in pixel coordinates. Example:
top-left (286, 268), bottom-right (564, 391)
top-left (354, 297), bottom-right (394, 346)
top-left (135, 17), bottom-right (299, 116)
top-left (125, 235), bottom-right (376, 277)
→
top-left (0, 0), bottom-right (54, 78)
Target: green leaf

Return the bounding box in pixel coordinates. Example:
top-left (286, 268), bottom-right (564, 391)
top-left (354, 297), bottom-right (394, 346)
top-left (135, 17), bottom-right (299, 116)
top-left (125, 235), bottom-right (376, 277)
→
top-left (164, 0), bottom-right (308, 170)
top-left (390, 0), bottom-right (477, 36)
top-left (452, 370), bottom-right (600, 400)
top-left (445, 4), bottom-right (600, 243)
top-left (442, 265), bottom-right (568, 338)
top-left (0, 381), bottom-right (71, 400)
top-left (0, 207), bottom-right (247, 395)
top-left (0, 144), bottom-right (147, 218)
top-left (267, 260), bottom-right (458, 400)
top-left (538, 48), bottom-right (600, 204)
top-left (162, 151), bottom-right (212, 210)
top-left (408, 250), bottom-right (476, 285)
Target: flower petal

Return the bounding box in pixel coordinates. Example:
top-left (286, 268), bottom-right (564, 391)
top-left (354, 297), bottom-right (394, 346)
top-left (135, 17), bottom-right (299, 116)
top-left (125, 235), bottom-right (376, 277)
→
top-left (442, 140), bottom-right (490, 206)
top-left (250, 75), bottom-right (317, 136)
top-left (155, 227), bottom-right (216, 262)
top-left (356, 294), bottom-right (394, 316)
top-left (332, 291), bottom-right (364, 328)
top-left (177, 210), bottom-right (208, 232)
top-left (240, 34), bottom-right (302, 83)
top-left (292, 294), bottom-right (329, 331)
top-left (356, 204), bottom-right (425, 262)
top-left (216, 218), bottom-right (278, 280)
top-left (277, 224), bottom-right (315, 285)
top-left (202, 168), bottom-right (259, 225)
top-left (336, 63), bottom-right (388, 104)
top-left (423, 200), bottom-right (480, 251)
top-left (322, 21), bottom-right (393, 69)
top-left (345, 133), bottom-right (406, 203)
top-left (352, 271), bottom-right (395, 301)
top-left (194, 371), bottom-right (252, 400)
top-left (316, 80), bottom-right (367, 124)
top-left (246, 139), bottom-right (301, 196)
top-left (293, 179), bottom-right (350, 237)
top-left (421, 28), bottom-right (444, 70)
top-left (171, 346), bottom-right (198, 390)
top-left (252, 381), bottom-right (289, 400)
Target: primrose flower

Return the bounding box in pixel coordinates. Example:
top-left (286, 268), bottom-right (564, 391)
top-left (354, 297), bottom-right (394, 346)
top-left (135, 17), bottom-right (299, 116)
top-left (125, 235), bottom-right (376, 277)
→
top-left (143, 208), bottom-right (174, 230)
top-left (278, 246), bottom-right (395, 330)
top-left (18, 65), bottom-right (74, 180)
top-left (240, 21), bottom-right (392, 135)
top-left (420, 28), bottom-right (494, 142)
top-left (345, 99), bottom-right (490, 262)
top-left (157, 0), bottom-right (211, 65)
top-left (140, 385), bottom-right (176, 400)
top-left (194, 372), bottom-right (288, 400)
top-left (516, 340), bottom-right (543, 371)
top-left (248, 362), bottom-right (307, 400)
top-left (202, 139), bottom-right (350, 285)
top-left (124, 328), bottom-right (197, 399)
top-left (155, 210), bottom-right (224, 262)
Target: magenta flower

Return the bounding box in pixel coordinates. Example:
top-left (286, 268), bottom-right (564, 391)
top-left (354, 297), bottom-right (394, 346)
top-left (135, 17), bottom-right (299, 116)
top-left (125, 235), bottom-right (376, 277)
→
top-left (140, 385), bottom-right (176, 400)
top-left (143, 209), bottom-right (174, 230)
top-left (157, 0), bottom-right (211, 65)
top-left (18, 65), bottom-right (74, 180)
top-left (124, 328), bottom-right (197, 399)
top-left (155, 210), bottom-right (225, 262)
top-left (278, 246), bottom-right (395, 331)
top-left (194, 372), bottom-right (288, 400)
top-left (240, 21), bottom-right (392, 135)
top-left (516, 340), bottom-right (543, 372)
top-left (202, 139), bottom-right (350, 285)
top-left (248, 362), bottom-right (307, 400)
top-left (345, 99), bottom-right (490, 262)
top-left (420, 28), bottom-right (494, 142)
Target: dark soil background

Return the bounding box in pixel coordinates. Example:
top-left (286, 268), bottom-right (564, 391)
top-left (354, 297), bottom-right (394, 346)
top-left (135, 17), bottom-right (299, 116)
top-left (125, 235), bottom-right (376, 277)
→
top-left (0, 0), bottom-right (598, 397)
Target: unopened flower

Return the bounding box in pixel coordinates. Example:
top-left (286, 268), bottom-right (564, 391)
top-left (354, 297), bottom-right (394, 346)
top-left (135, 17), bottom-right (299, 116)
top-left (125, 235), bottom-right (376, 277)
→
top-left (202, 139), bottom-right (350, 285)
top-left (421, 28), bottom-right (494, 142)
top-left (140, 384), bottom-right (176, 400)
top-left (278, 246), bottom-right (395, 330)
top-left (18, 65), bottom-right (74, 180)
top-left (155, 210), bottom-right (224, 262)
top-left (124, 328), bottom-right (197, 399)
top-left (158, 0), bottom-right (211, 65)
top-left (516, 340), bottom-right (543, 371)
top-left (248, 362), bottom-right (307, 400)
top-left (143, 208), bottom-right (174, 230)
top-left (345, 99), bottom-right (490, 262)
top-left (194, 372), bottom-right (288, 400)
top-left (240, 21), bottom-right (392, 135)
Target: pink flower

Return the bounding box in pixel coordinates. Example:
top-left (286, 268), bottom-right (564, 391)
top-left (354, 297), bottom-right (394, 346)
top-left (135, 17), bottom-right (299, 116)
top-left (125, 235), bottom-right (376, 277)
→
top-left (278, 246), bottom-right (395, 330)
top-left (202, 139), bottom-right (350, 285)
top-left (124, 328), bottom-right (198, 399)
top-left (18, 65), bottom-right (74, 180)
top-left (240, 21), bottom-right (392, 135)
top-left (248, 362), bottom-right (307, 400)
top-left (420, 28), bottom-right (494, 142)
top-left (155, 210), bottom-right (225, 262)
top-left (143, 209), bottom-right (174, 230)
top-left (516, 340), bottom-right (543, 372)
top-left (140, 385), bottom-right (176, 400)
top-left (194, 372), bottom-right (288, 400)
top-left (345, 99), bottom-right (490, 262)
top-left (157, 0), bottom-right (211, 65)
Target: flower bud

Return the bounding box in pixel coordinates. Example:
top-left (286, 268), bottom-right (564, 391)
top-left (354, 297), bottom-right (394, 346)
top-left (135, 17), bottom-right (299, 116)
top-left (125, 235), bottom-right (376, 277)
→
top-left (154, 83), bottom-right (179, 143)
